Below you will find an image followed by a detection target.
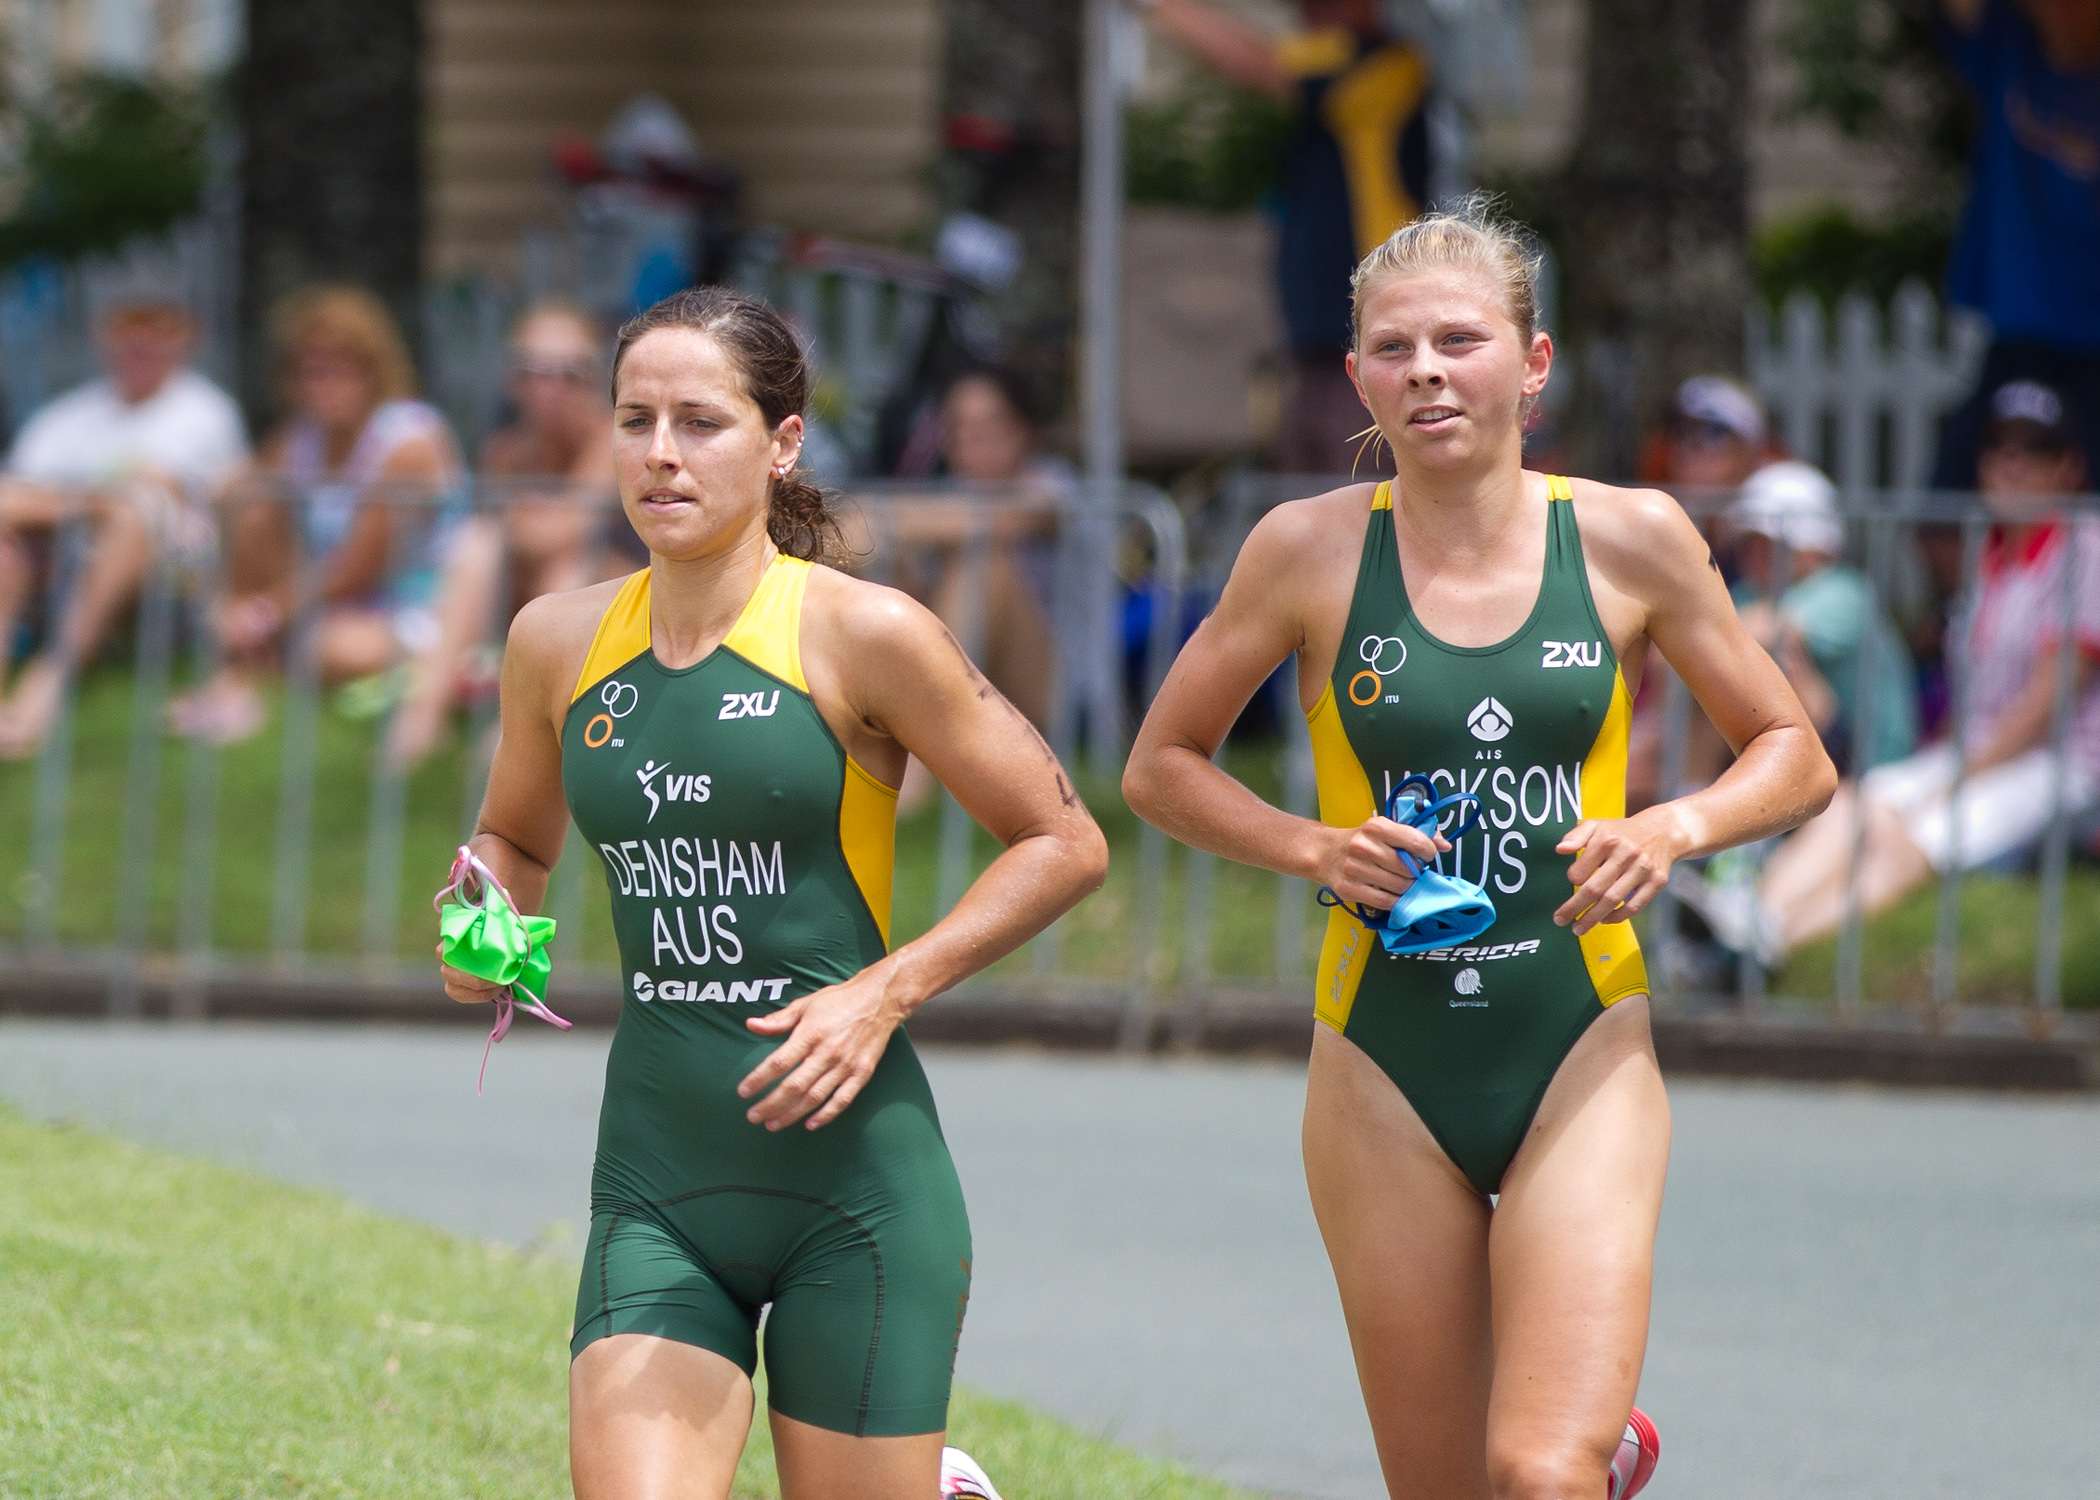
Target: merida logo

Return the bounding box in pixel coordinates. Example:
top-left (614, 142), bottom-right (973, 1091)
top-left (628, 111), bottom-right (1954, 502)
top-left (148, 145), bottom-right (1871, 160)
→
top-left (1467, 696), bottom-right (1514, 742)
top-left (633, 971), bottom-right (793, 1005)
top-left (636, 760), bottom-right (713, 823)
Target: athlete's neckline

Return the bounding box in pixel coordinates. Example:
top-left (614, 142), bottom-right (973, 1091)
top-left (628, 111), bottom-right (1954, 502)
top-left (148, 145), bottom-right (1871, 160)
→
top-left (643, 549), bottom-right (780, 677)
top-left (1383, 480), bottom-right (1555, 657)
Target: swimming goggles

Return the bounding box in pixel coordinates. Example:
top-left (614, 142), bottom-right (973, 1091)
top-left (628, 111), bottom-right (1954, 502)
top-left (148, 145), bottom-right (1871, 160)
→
top-left (1317, 774), bottom-right (1498, 956)
top-left (433, 845), bottom-right (570, 1093)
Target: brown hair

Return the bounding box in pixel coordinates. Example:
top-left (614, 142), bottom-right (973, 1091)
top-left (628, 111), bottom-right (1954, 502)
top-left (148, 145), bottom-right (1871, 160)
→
top-left (611, 287), bottom-right (843, 563)
top-left (271, 284), bottom-right (418, 407)
top-left (1350, 191), bottom-right (1545, 347)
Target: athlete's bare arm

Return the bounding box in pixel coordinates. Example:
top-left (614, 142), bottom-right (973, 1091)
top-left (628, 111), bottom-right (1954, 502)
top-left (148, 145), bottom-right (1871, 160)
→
top-left (1554, 483), bottom-right (1838, 931)
top-left (738, 570), bottom-right (1109, 1131)
top-left (1123, 490), bottom-right (1445, 914)
top-left (438, 579), bottom-right (617, 1007)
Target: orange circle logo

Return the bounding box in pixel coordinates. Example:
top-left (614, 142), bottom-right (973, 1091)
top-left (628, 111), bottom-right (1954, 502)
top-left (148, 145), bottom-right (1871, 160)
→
top-left (583, 713), bottom-right (615, 748)
top-left (1348, 670), bottom-right (1382, 707)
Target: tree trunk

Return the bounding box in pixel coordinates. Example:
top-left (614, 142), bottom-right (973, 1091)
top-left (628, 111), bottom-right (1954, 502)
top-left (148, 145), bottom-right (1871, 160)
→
top-left (1558, 0), bottom-right (1752, 478)
top-left (236, 0), bottom-right (423, 416)
top-left (938, 0), bottom-right (1083, 413)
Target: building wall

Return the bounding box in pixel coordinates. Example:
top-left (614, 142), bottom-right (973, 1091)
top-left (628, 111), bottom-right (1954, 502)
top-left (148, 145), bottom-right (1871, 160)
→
top-left (424, 0), bottom-right (943, 279)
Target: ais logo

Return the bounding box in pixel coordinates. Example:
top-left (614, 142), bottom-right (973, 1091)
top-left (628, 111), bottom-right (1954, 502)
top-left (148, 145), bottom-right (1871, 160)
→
top-left (1467, 696), bottom-right (1514, 743)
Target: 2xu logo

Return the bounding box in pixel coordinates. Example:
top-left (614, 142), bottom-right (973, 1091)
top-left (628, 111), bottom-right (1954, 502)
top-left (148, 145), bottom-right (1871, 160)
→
top-left (1541, 640), bottom-right (1603, 669)
top-left (719, 690), bottom-right (780, 721)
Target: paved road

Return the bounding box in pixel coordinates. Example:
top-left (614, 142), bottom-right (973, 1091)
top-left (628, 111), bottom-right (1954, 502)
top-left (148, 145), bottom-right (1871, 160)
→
top-left (3, 1018), bottom-right (2096, 1498)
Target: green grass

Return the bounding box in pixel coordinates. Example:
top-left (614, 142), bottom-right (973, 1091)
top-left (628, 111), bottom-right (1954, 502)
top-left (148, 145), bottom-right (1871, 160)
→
top-left (2, 671), bottom-right (2095, 1008)
top-left (0, 1104), bottom-right (1252, 1499)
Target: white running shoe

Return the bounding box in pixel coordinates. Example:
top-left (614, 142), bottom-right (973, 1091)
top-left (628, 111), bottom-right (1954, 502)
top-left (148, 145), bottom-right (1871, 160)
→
top-left (1607, 1407), bottom-right (1661, 1499)
top-left (940, 1445), bottom-right (1006, 1500)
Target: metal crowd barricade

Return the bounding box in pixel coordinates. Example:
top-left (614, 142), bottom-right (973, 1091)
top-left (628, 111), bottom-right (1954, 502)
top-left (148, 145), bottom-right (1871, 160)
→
top-left (3, 466), bottom-right (2095, 1049)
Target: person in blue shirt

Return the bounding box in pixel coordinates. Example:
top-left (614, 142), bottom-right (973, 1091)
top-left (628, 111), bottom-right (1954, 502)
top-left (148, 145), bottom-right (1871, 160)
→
top-left (1931, 0), bottom-right (2100, 490)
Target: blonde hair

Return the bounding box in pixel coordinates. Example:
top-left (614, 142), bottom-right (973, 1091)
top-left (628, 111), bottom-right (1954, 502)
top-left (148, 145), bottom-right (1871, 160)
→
top-left (271, 284), bottom-right (418, 406)
top-left (1349, 192), bottom-right (1545, 347)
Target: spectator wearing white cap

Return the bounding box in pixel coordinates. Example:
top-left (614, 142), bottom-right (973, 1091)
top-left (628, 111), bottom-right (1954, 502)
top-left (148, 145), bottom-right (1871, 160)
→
top-left (1700, 375), bottom-right (2098, 966)
top-left (0, 290), bottom-right (249, 757)
top-left (1724, 461), bottom-right (1919, 774)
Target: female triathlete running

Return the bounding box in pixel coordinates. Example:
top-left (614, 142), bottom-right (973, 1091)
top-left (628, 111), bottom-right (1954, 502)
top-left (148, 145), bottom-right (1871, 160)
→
top-left (1124, 198), bottom-right (1836, 1498)
top-left (439, 287), bottom-right (1105, 1500)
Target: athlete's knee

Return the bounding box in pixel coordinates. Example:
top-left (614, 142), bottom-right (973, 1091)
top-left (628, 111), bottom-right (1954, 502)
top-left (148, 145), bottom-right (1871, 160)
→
top-left (1486, 1435), bottom-right (1615, 1500)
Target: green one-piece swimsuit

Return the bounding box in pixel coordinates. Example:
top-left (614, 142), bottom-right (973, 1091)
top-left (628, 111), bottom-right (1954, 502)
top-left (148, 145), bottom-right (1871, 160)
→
top-left (1309, 477), bottom-right (1650, 1195)
top-left (561, 554), bottom-right (971, 1438)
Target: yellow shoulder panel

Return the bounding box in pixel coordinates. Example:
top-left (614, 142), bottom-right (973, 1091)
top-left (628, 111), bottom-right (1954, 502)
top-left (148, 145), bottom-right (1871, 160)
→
top-left (1306, 680), bottom-right (1379, 1030)
top-left (722, 554), bottom-right (812, 694)
top-left (571, 569), bottom-right (652, 704)
top-left (1575, 669), bottom-right (1650, 1004)
top-left (839, 755), bottom-right (898, 949)
top-left (1547, 473), bottom-right (1574, 502)
top-left (1372, 480), bottom-right (1394, 512)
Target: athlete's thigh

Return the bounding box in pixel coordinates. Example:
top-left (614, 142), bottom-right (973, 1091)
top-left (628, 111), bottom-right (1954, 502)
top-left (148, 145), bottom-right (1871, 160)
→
top-left (570, 1333), bottom-right (754, 1500)
top-left (1304, 1022), bottom-right (1495, 1500)
top-left (1486, 996), bottom-right (1669, 1479)
top-left (769, 1410), bottom-right (944, 1500)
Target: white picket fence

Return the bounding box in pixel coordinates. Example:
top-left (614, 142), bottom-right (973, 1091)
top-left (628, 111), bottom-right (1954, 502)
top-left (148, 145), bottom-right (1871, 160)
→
top-left (1746, 281), bottom-right (1991, 495)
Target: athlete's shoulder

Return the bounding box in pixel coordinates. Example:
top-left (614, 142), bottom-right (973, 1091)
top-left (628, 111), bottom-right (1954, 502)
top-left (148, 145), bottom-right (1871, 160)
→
top-left (1240, 481), bottom-right (1382, 568)
top-left (508, 572), bottom-right (636, 667)
top-left (1561, 477), bottom-right (1710, 592)
top-left (800, 560), bottom-right (944, 656)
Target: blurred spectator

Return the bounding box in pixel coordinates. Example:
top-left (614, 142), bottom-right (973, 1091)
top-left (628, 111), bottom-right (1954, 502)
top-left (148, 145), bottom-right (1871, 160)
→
top-left (0, 293), bottom-right (247, 757)
top-left (1930, 0), bottom-right (2100, 489)
top-left (872, 369), bottom-right (1068, 807)
top-left (167, 286), bottom-right (462, 745)
top-left (1629, 376), bottom-right (1783, 805)
top-left (1132, 0), bottom-right (1433, 471)
top-left (1724, 462), bottom-right (1919, 775)
top-left (385, 301), bottom-right (616, 766)
top-left (1694, 379), bottom-right (2098, 965)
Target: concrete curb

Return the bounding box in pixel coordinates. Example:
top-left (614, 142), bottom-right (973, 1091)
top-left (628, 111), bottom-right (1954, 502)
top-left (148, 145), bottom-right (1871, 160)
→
top-left (5, 959), bottom-right (2094, 1091)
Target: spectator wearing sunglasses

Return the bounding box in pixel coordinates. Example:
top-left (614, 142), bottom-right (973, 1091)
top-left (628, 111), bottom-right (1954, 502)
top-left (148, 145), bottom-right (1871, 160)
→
top-left (387, 301), bottom-right (616, 766)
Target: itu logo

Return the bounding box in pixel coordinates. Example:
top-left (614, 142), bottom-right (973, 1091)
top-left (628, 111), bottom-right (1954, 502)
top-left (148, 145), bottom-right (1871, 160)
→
top-left (1348, 634), bottom-right (1408, 707)
top-left (1467, 696), bottom-right (1514, 743)
top-left (583, 679), bottom-right (639, 750)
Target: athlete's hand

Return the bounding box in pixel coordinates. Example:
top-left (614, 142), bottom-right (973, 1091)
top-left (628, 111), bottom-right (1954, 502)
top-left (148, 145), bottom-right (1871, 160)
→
top-left (1553, 806), bottom-right (1692, 934)
top-left (1314, 815), bottom-right (1449, 912)
top-left (434, 942), bottom-right (505, 1006)
top-left (737, 974), bottom-right (908, 1132)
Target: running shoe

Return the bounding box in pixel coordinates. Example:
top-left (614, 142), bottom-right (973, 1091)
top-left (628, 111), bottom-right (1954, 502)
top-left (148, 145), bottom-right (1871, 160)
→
top-left (940, 1445), bottom-right (1006, 1500)
top-left (1607, 1406), bottom-right (1661, 1499)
